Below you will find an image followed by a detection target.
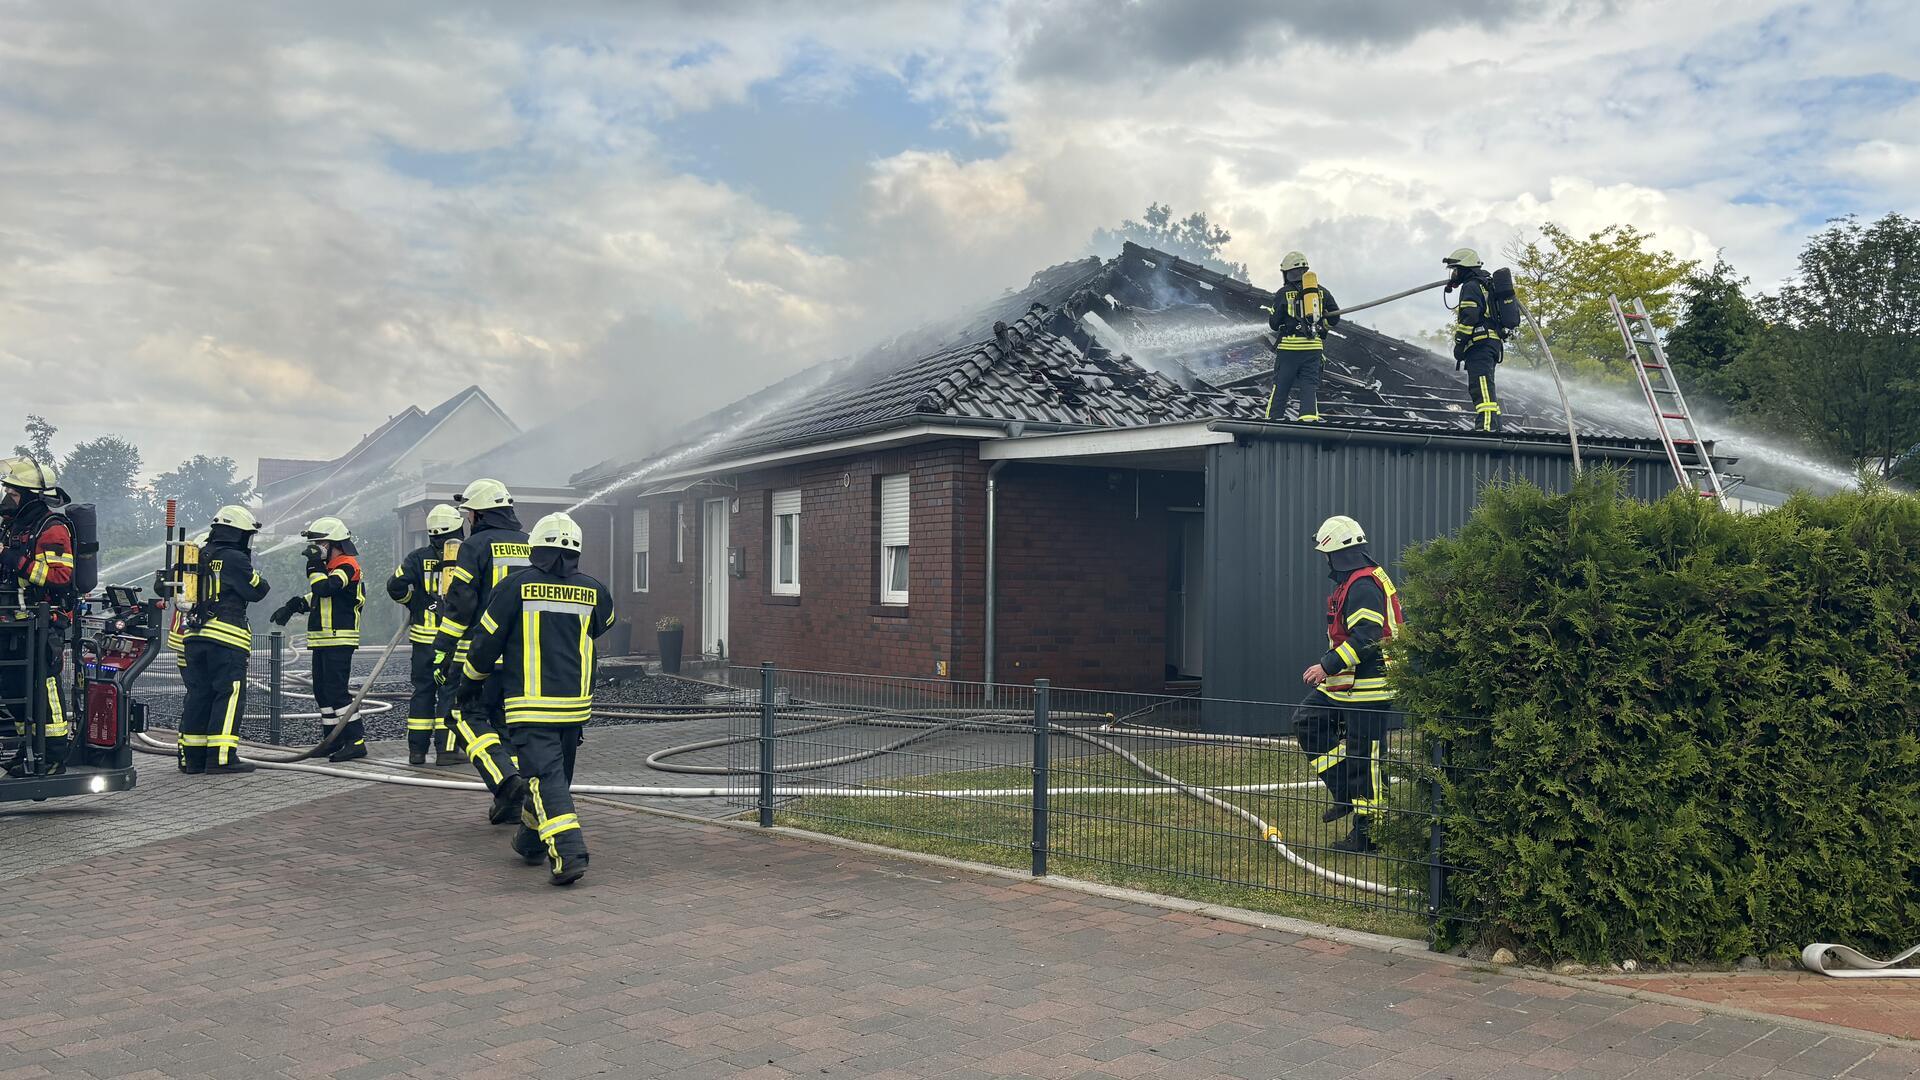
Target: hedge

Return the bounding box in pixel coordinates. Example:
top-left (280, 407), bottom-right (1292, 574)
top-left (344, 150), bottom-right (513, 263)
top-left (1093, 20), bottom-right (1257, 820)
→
top-left (1388, 470), bottom-right (1920, 963)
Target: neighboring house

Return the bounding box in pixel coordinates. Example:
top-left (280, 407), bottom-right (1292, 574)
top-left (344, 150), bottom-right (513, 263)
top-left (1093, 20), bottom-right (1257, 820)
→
top-left (255, 385), bottom-right (517, 533)
top-left (572, 243), bottom-right (1692, 713)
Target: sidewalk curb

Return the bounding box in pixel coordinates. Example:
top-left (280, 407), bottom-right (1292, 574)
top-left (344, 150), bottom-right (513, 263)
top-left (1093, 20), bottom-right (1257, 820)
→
top-left (584, 793), bottom-right (1920, 1048)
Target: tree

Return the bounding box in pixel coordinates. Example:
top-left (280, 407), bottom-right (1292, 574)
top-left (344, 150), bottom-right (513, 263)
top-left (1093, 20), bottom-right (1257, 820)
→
top-left (1505, 223), bottom-right (1697, 379)
top-left (1741, 213), bottom-right (1920, 477)
top-left (152, 455), bottom-right (254, 532)
top-left (1664, 255), bottom-right (1762, 410)
top-left (1092, 202), bottom-right (1250, 280)
top-left (60, 436), bottom-right (150, 547)
top-left (13, 414), bottom-right (56, 462)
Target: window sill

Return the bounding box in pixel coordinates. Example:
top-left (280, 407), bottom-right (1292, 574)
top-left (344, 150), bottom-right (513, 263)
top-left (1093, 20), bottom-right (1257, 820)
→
top-left (868, 604), bottom-right (910, 619)
top-left (764, 594), bottom-right (800, 607)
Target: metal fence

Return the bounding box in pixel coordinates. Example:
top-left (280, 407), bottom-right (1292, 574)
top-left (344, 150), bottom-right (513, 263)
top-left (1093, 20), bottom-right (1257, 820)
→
top-left (709, 664), bottom-right (1474, 940)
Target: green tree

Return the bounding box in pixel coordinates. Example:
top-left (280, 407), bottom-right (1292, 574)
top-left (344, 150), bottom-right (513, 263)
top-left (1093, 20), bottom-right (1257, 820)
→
top-left (152, 455), bottom-right (254, 531)
top-left (13, 414), bottom-right (57, 462)
top-left (1505, 223), bottom-right (1697, 378)
top-left (1664, 255), bottom-right (1762, 410)
top-left (1093, 202), bottom-right (1250, 280)
top-left (59, 435), bottom-right (151, 547)
top-left (1742, 213), bottom-right (1920, 476)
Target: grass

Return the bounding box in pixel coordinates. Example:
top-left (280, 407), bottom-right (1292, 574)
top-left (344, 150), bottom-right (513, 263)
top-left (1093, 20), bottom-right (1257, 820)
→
top-left (774, 740), bottom-right (1433, 940)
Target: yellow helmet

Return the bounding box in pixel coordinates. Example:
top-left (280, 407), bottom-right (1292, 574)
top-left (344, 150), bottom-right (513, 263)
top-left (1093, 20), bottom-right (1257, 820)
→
top-left (302, 516), bottom-right (351, 542)
top-left (1313, 515), bottom-right (1367, 553)
top-left (455, 477), bottom-right (512, 511)
top-left (1442, 247), bottom-right (1483, 269)
top-left (1, 457), bottom-right (59, 496)
top-left (211, 504), bottom-right (261, 532)
top-left (530, 512), bottom-right (583, 552)
top-left (426, 503), bottom-right (462, 536)
top-left (1279, 250), bottom-right (1309, 272)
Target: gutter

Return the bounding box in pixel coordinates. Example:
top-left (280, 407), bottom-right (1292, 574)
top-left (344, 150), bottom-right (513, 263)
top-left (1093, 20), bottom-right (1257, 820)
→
top-left (1206, 420), bottom-right (1700, 467)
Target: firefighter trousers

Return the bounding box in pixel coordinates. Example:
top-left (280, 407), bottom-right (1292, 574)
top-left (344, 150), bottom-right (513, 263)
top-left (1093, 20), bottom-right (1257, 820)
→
top-left (406, 642), bottom-right (454, 755)
top-left (0, 636), bottom-right (68, 770)
top-left (1463, 347), bottom-right (1501, 432)
top-left (181, 639), bottom-right (248, 771)
top-left (1267, 348), bottom-right (1323, 421)
top-left (508, 722), bottom-right (586, 877)
top-left (448, 676), bottom-right (520, 796)
top-left (1293, 688), bottom-right (1393, 818)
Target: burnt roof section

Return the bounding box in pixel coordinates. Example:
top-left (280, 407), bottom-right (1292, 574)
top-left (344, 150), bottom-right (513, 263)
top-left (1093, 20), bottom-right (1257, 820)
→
top-left (574, 243), bottom-right (1653, 485)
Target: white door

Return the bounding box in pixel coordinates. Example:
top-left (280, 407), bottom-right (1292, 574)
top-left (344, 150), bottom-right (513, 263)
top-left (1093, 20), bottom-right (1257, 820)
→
top-left (1181, 514), bottom-right (1206, 678)
top-left (701, 498), bottom-right (730, 657)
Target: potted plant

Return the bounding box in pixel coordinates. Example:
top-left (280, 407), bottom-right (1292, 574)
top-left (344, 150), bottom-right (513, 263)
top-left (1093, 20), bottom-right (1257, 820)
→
top-left (655, 614), bottom-right (685, 674)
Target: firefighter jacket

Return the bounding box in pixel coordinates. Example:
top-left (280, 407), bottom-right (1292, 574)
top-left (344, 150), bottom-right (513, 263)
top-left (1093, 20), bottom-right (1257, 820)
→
top-left (1, 497), bottom-right (76, 618)
top-left (433, 507), bottom-right (529, 662)
top-left (191, 524), bottom-right (271, 652)
top-left (388, 537), bottom-right (455, 645)
top-left (461, 548), bottom-right (615, 725)
top-left (1452, 269), bottom-right (1502, 361)
top-left (304, 543), bottom-right (364, 648)
top-left (1317, 556), bottom-right (1404, 704)
top-left (1269, 270), bottom-right (1340, 353)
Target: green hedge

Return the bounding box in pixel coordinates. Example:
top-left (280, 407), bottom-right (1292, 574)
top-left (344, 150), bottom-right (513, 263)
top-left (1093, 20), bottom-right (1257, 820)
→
top-left (1390, 470), bottom-right (1920, 963)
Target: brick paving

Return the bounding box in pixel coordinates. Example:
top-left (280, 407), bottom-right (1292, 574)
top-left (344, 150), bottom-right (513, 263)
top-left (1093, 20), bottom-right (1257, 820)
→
top-left (5, 775), bottom-right (1920, 1078)
top-left (1607, 972), bottom-right (1920, 1044)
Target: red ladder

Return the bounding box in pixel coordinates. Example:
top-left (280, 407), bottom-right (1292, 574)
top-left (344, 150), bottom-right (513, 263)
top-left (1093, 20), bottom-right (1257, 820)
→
top-left (1608, 294), bottom-right (1726, 504)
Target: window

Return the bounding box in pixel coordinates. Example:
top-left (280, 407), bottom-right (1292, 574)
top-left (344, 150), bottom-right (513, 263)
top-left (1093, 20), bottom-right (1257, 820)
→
top-left (631, 508), bottom-right (650, 593)
top-left (879, 473), bottom-right (909, 605)
top-left (770, 488), bottom-right (801, 596)
top-left (673, 502), bottom-right (686, 564)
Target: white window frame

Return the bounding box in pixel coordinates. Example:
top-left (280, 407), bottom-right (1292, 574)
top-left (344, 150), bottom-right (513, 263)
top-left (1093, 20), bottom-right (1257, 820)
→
top-left (879, 473), bottom-right (909, 606)
top-left (673, 501), bottom-right (686, 565)
top-left (631, 507), bottom-right (650, 593)
top-left (770, 488), bottom-right (801, 596)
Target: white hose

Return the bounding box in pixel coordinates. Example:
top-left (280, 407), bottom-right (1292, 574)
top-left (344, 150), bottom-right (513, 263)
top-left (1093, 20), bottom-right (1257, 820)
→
top-left (1800, 942), bottom-right (1920, 978)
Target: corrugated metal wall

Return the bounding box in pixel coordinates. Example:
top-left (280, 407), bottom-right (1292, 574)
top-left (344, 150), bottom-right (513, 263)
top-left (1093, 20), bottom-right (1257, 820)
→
top-left (1202, 436), bottom-right (1674, 733)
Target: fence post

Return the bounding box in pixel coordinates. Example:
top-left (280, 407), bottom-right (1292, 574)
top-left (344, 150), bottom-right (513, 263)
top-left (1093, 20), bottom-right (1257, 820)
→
top-left (758, 661), bottom-right (776, 828)
top-left (268, 630), bottom-right (284, 746)
top-left (1031, 679), bottom-right (1050, 877)
top-left (1427, 740), bottom-right (1447, 941)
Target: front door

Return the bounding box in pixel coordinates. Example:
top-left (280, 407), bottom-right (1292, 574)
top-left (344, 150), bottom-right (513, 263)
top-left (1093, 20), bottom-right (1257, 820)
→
top-left (701, 498), bottom-right (730, 658)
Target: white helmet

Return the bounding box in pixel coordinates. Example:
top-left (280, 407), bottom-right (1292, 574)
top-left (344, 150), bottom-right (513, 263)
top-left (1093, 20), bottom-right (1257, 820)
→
top-left (0, 457), bottom-right (59, 496)
top-left (426, 503), bottom-right (462, 536)
top-left (211, 504), bottom-right (261, 533)
top-left (530, 512), bottom-right (583, 552)
top-left (1442, 247), bottom-right (1483, 269)
top-left (1314, 515), bottom-right (1367, 553)
top-left (455, 477), bottom-right (512, 511)
top-left (302, 516), bottom-right (351, 542)
top-left (1279, 250), bottom-right (1309, 272)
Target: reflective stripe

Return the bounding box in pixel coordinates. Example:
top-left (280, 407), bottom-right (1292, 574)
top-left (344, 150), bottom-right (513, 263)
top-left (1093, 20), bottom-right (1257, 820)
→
top-left (409, 626), bottom-right (438, 644)
top-left (406, 717), bottom-right (436, 731)
top-left (211, 680), bottom-right (242, 763)
top-left (1334, 641), bottom-right (1360, 668)
top-left (538, 813), bottom-right (580, 840)
top-left (479, 612), bottom-right (499, 634)
top-left (198, 618), bottom-right (253, 651)
top-left (44, 677), bottom-right (68, 738)
top-left (1346, 608), bottom-right (1384, 628)
top-left (1311, 746), bottom-right (1345, 774)
top-left (461, 659), bottom-right (488, 680)
top-left (458, 719), bottom-right (507, 785)
top-left (449, 565), bottom-right (474, 583)
top-left (1276, 338), bottom-right (1323, 350)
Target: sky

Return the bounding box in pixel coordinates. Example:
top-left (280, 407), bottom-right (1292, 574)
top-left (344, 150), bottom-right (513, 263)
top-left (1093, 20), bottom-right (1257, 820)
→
top-left (2, 0), bottom-right (1916, 483)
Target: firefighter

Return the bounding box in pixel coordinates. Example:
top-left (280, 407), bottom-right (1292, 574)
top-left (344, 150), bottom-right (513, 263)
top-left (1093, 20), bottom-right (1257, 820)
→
top-left (178, 505), bottom-right (271, 774)
top-left (432, 478), bottom-right (529, 823)
top-left (1446, 247), bottom-right (1502, 432)
top-left (0, 458), bottom-right (78, 776)
top-left (1266, 250), bottom-right (1340, 422)
top-left (270, 517), bottom-right (366, 762)
top-left (388, 503), bottom-right (463, 765)
top-left (458, 511), bottom-right (614, 886)
top-left (1294, 514), bottom-right (1404, 854)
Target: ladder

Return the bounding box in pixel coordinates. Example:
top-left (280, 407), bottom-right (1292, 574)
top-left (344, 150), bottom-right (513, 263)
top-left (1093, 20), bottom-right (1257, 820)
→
top-left (1608, 294), bottom-right (1726, 503)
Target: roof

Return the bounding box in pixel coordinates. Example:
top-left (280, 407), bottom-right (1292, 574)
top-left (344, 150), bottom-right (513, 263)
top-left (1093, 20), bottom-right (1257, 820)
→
top-left (575, 243), bottom-right (1660, 487)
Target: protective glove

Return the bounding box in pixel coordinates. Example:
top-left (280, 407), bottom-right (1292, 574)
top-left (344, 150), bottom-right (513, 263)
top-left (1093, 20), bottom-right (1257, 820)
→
top-left (269, 596), bottom-right (308, 626)
top-left (433, 648), bottom-right (455, 686)
top-left (1451, 338), bottom-right (1467, 363)
top-left (0, 544), bottom-right (29, 575)
top-left (454, 675), bottom-right (483, 707)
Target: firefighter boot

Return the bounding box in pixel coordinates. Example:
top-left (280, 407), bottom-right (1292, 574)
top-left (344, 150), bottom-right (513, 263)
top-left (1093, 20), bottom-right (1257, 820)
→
top-left (551, 855), bottom-right (588, 888)
top-left (1329, 818), bottom-right (1374, 854)
top-left (488, 774), bottom-right (527, 825)
top-left (512, 809), bottom-right (545, 866)
top-left (434, 726), bottom-right (462, 766)
top-left (328, 718), bottom-right (369, 763)
top-left (207, 755), bottom-right (257, 774)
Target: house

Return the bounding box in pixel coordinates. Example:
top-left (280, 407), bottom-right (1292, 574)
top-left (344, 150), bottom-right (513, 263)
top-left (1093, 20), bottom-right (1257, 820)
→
top-left (255, 385), bottom-right (518, 533)
top-left (573, 243), bottom-right (1700, 716)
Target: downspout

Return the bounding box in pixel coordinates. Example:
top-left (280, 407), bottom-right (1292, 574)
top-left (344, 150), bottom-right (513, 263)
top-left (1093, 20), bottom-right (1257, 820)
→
top-left (984, 459), bottom-right (1009, 704)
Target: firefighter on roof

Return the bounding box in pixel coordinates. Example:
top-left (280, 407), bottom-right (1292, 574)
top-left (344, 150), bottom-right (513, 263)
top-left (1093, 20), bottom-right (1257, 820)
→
top-left (432, 478), bottom-right (530, 824)
top-left (458, 511), bottom-right (614, 886)
top-left (1446, 247), bottom-right (1503, 432)
top-left (389, 503), bottom-right (463, 766)
top-left (179, 505), bottom-right (270, 774)
top-left (1266, 250), bottom-right (1341, 423)
top-left (0, 458), bottom-right (78, 775)
top-left (1295, 515), bottom-right (1404, 854)
top-left (271, 516), bottom-right (366, 761)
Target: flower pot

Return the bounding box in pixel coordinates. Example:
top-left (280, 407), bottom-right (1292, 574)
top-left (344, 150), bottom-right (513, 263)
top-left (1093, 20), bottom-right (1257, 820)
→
top-left (657, 627), bottom-right (685, 674)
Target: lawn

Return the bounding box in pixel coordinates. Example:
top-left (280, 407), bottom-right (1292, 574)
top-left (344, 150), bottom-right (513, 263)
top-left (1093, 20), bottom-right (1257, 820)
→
top-left (772, 737), bottom-right (1434, 940)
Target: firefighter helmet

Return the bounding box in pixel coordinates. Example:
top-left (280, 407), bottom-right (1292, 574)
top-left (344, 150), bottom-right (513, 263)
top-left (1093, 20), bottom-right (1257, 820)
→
top-left (1280, 250), bottom-right (1309, 272)
top-left (530, 512), bottom-right (583, 552)
top-left (211, 504), bottom-right (261, 533)
top-left (426, 503), bottom-right (461, 536)
top-left (455, 477), bottom-right (512, 510)
top-left (302, 516), bottom-right (351, 542)
top-left (1, 457), bottom-right (59, 496)
top-left (1442, 247), bottom-right (1483, 268)
top-left (1314, 515), bottom-right (1368, 553)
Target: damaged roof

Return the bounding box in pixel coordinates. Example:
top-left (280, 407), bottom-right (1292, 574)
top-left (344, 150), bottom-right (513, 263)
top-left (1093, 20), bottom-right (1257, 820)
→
top-left (574, 243), bottom-right (1654, 486)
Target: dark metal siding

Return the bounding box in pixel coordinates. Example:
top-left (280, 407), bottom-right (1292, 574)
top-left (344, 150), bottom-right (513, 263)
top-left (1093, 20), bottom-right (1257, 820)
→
top-left (1202, 437), bottom-right (1673, 733)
